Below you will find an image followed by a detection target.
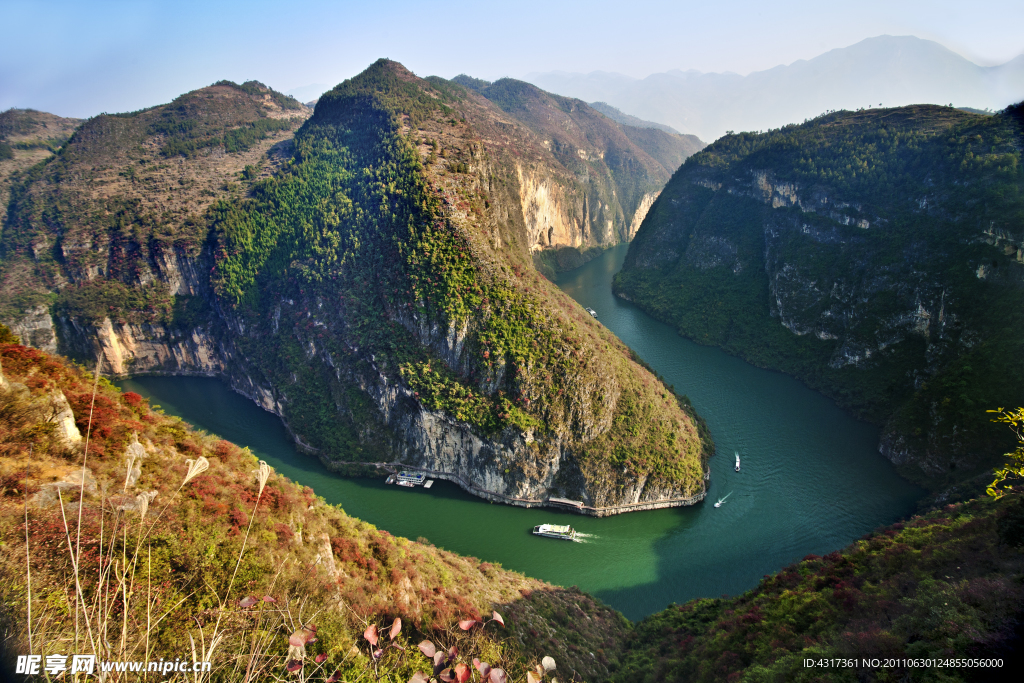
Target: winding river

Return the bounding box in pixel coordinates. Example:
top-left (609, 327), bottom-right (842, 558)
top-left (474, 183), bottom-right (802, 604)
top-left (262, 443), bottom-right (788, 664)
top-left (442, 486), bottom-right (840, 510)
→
top-left (118, 244), bottom-right (923, 620)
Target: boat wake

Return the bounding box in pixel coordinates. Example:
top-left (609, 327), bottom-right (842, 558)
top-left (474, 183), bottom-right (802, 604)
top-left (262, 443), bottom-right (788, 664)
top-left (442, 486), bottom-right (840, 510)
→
top-left (574, 532), bottom-right (598, 542)
top-left (714, 492), bottom-right (733, 508)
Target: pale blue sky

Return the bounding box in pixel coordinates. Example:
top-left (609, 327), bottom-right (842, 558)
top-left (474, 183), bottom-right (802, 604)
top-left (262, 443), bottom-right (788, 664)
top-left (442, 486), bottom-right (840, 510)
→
top-left (2, 0), bottom-right (1023, 117)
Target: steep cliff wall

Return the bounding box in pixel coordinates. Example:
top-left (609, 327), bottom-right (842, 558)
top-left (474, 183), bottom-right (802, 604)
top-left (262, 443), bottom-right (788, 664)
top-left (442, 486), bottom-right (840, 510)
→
top-left (617, 105), bottom-right (1024, 488)
top-left (515, 164), bottom-right (588, 250)
top-left (451, 75), bottom-right (704, 265)
top-left (1, 63), bottom-right (712, 513)
top-left (627, 191), bottom-right (660, 240)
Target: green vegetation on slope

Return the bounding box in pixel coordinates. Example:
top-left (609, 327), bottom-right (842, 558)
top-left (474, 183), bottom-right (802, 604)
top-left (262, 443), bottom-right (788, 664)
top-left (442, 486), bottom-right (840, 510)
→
top-left (616, 104), bottom-right (1024, 487)
top-left (610, 494), bottom-right (1024, 682)
top-left (206, 60), bottom-right (709, 494)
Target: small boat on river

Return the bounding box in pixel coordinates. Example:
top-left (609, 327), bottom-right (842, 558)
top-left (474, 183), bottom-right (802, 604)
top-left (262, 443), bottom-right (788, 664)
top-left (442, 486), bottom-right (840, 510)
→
top-left (532, 523), bottom-right (578, 541)
top-left (735, 452), bottom-right (741, 472)
top-left (389, 471), bottom-right (428, 488)
top-left (585, 307), bottom-right (598, 318)
top-left (714, 492), bottom-right (732, 508)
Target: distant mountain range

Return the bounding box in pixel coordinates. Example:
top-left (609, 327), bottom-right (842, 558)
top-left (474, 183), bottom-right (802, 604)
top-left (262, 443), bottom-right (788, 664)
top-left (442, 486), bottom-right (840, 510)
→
top-left (526, 35), bottom-right (1024, 142)
top-left (586, 102), bottom-right (682, 135)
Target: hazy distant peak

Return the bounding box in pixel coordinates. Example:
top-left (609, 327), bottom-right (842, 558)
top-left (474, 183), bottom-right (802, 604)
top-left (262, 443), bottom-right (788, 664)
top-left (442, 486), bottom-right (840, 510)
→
top-left (588, 101), bottom-right (683, 135)
top-left (526, 34), bottom-right (1024, 142)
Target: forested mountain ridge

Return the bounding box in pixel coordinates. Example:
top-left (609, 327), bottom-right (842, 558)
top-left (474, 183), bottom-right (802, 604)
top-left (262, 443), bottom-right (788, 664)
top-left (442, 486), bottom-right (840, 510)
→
top-left (587, 102), bottom-right (684, 136)
top-left (0, 60), bottom-right (712, 513)
top-left (615, 103), bottom-right (1024, 489)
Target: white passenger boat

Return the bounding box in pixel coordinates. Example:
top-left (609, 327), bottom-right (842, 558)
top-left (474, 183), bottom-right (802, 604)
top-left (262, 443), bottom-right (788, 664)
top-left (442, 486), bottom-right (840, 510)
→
top-left (735, 453), bottom-right (741, 472)
top-left (532, 523), bottom-right (577, 541)
top-left (585, 307), bottom-right (598, 317)
top-left (394, 471), bottom-right (426, 487)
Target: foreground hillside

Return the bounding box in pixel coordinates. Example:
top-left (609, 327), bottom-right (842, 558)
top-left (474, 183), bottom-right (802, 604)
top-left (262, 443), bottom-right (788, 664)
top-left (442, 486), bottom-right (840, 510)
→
top-left (5, 325), bottom-right (1020, 682)
top-left (0, 326), bottom-right (631, 680)
top-left (616, 103), bottom-right (1024, 489)
top-left (0, 61), bottom-right (712, 513)
top-left (610, 493), bottom-right (1024, 682)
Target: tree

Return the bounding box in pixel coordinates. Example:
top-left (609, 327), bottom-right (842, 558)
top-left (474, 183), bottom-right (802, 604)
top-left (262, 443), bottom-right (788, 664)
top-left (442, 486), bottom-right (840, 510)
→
top-left (986, 407), bottom-right (1024, 498)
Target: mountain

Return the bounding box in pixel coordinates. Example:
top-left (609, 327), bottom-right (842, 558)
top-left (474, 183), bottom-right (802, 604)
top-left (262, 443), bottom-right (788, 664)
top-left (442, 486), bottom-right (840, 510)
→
top-left (527, 36), bottom-right (1024, 142)
top-left (0, 61), bottom-right (712, 514)
top-left (0, 80), bottom-right (310, 353)
top-left (0, 108), bottom-right (81, 227)
top-left (0, 325), bottom-right (631, 680)
top-left (615, 103), bottom-right (1024, 490)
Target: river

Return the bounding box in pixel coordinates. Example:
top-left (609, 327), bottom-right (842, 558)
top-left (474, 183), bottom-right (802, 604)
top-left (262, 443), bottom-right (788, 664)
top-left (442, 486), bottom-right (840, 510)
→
top-left (117, 244), bottom-right (923, 620)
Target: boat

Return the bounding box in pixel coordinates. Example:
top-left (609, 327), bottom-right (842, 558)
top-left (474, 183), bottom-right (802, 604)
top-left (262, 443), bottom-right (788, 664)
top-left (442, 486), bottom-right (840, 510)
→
top-left (395, 471), bottom-right (427, 487)
top-left (735, 452), bottom-right (741, 472)
top-left (532, 523), bottom-right (577, 541)
top-left (585, 307), bottom-right (598, 318)
top-left (714, 492), bottom-right (732, 508)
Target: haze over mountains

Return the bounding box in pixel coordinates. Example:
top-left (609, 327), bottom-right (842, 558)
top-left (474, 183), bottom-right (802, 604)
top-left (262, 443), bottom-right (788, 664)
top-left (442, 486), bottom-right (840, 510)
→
top-left (527, 36), bottom-right (1024, 142)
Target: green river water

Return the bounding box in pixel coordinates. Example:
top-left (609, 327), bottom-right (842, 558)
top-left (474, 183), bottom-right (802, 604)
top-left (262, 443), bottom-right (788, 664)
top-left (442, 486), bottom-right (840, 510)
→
top-left (118, 244), bottom-right (923, 620)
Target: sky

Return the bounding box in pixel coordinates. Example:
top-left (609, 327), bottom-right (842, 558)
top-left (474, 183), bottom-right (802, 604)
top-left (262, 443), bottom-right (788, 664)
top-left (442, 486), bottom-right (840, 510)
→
top-left (2, 0), bottom-right (1023, 118)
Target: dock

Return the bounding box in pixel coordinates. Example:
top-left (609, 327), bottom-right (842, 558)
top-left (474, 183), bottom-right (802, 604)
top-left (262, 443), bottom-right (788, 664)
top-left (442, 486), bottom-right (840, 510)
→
top-left (548, 497), bottom-right (584, 509)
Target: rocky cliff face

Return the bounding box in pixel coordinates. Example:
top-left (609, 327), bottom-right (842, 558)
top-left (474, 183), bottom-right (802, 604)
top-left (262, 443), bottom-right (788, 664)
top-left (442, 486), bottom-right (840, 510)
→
top-left (627, 192), bottom-right (660, 240)
top-left (617, 104), bottom-right (1024, 487)
top-left (2, 63), bottom-right (711, 513)
top-left (452, 75), bottom-right (703, 264)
